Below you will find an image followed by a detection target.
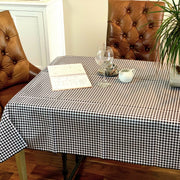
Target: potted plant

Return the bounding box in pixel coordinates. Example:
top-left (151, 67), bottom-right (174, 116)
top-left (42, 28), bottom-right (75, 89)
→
top-left (153, 0), bottom-right (180, 87)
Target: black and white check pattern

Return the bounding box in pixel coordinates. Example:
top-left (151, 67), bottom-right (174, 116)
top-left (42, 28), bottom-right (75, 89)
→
top-left (1, 56), bottom-right (180, 169)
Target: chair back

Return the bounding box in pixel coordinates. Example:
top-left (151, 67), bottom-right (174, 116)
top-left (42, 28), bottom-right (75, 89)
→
top-left (0, 11), bottom-right (29, 90)
top-left (107, 0), bottom-right (165, 61)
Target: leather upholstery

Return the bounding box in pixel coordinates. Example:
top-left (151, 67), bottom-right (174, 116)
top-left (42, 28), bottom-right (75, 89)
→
top-left (107, 0), bottom-right (165, 61)
top-left (0, 105), bottom-right (2, 119)
top-left (0, 11), bottom-right (30, 90)
top-left (0, 83), bottom-right (27, 108)
top-left (0, 10), bottom-right (40, 118)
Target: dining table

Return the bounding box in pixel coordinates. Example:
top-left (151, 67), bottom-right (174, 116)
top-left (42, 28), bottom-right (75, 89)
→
top-left (0, 56), bottom-right (180, 179)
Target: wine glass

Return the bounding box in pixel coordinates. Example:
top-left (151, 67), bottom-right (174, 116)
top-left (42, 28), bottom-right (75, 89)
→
top-left (104, 46), bottom-right (114, 69)
top-left (95, 45), bottom-right (113, 87)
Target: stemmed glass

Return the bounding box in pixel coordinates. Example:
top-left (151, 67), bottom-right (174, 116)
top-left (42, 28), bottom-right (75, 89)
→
top-left (95, 44), bottom-right (114, 87)
top-left (104, 46), bottom-right (114, 68)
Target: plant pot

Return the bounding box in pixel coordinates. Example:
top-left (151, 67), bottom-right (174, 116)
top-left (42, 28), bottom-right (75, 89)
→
top-left (169, 65), bottom-right (180, 87)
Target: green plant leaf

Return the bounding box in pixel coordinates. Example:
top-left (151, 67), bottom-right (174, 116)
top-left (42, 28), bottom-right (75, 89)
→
top-left (151, 0), bottom-right (180, 66)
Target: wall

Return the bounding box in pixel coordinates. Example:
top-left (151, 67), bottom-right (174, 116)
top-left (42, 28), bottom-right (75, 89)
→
top-left (63, 0), bottom-right (108, 57)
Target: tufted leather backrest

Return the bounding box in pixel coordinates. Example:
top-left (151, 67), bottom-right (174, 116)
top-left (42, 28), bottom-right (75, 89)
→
top-left (107, 0), bottom-right (165, 61)
top-left (0, 105), bottom-right (2, 118)
top-left (0, 10), bottom-right (29, 90)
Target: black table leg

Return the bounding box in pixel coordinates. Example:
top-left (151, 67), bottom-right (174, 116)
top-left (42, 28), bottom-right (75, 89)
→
top-left (62, 153), bottom-right (68, 180)
top-left (68, 155), bottom-right (85, 180)
top-left (75, 155), bottom-right (81, 164)
top-left (61, 153), bottom-right (85, 180)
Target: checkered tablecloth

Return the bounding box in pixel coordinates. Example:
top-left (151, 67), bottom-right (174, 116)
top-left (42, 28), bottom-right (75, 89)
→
top-left (1, 56), bottom-right (180, 169)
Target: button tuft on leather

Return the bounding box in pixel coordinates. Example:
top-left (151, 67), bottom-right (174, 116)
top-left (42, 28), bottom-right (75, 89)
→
top-left (116, 20), bottom-right (120, 25)
top-left (145, 47), bottom-right (150, 52)
top-left (7, 73), bottom-right (12, 78)
top-left (13, 60), bottom-right (17, 65)
top-left (143, 8), bottom-right (148, 14)
top-left (1, 50), bottom-right (5, 56)
top-left (5, 36), bottom-right (9, 40)
top-left (123, 33), bottom-right (127, 38)
top-left (149, 23), bottom-right (154, 28)
top-left (139, 35), bottom-right (143, 39)
top-left (133, 22), bottom-right (137, 26)
top-left (130, 45), bottom-right (134, 49)
top-left (114, 42), bottom-right (119, 48)
top-left (127, 8), bottom-right (131, 13)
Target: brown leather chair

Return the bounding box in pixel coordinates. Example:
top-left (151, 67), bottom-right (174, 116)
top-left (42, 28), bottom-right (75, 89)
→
top-left (106, 0), bottom-right (165, 61)
top-left (0, 10), bottom-right (40, 114)
top-left (0, 10), bottom-right (40, 180)
top-left (0, 105), bottom-right (2, 119)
